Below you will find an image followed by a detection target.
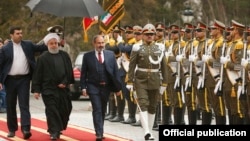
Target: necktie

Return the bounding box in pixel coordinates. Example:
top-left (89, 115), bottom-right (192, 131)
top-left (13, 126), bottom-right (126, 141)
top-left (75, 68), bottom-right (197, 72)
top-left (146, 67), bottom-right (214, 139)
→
top-left (98, 52), bottom-right (102, 63)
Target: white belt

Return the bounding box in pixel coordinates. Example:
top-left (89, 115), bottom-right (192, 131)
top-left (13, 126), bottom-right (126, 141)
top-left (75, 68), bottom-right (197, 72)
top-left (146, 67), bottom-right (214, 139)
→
top-left (137, 68), bottom-right (159, 72)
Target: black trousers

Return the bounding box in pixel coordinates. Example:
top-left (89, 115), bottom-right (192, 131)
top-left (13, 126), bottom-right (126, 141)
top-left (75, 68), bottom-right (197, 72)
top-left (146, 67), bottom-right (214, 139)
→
top-left (5, 75), bottom-right (31, 132)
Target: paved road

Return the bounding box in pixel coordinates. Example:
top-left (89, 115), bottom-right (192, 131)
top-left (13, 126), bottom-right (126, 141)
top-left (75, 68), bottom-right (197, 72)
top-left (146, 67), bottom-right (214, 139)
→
top-left (0, 95), bottom-right (159, 141)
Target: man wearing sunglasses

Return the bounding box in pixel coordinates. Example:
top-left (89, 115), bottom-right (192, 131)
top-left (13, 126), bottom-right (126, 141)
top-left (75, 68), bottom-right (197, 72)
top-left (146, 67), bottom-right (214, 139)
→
top-left (222, 20), bottom-right (247, 125)
top-left (165, 24), bottom-right (186, 125)
top-left (126, 23), bottom-right (168, 140)
top-left (189, 22), bottom-right (213, 125)
top-left (203, 20), bottom-right (227, 125)
top-left (115, 25), bottom-right (137, 124)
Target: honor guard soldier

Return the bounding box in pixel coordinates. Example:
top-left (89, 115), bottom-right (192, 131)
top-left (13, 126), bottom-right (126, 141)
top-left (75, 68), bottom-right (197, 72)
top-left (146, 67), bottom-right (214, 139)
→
top-left (189, 22), bottom-right (213, 124)
top-left (126, 23), bottom-right (168, 140)
top-left (165, 24), bottom-right (186, 125)
top-left (130, 25), bottom-right (143, 127)
top-left (104, 25), bottom-right (123, 121)
top-left (180, 23), bottom-right (199, 125)
top-left (116, 25), bottom-right (137, 124)
top-left (155, 22), bottom-right (165, 44)
top-left (220, 20), bottom-right (246, 124)
top-left (204, 19), bottom-right (227, 125)
top-left (240, 26), bottom-right (250, 124)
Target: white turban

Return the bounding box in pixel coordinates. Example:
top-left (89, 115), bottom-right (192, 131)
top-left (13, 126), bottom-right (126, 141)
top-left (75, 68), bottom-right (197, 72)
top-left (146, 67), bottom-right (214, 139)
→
top-left (43, 33), bottom-right (60, 45)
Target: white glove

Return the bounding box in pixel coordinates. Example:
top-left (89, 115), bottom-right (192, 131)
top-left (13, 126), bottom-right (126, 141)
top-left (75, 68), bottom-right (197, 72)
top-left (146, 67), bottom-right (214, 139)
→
top-left (176, 55), bottom-right (183, 62)
top-left (220, 56), bottom-right (230, 64)
top-left (237, 85), bottom-right (242, 100)
top-left (116, 57), bottom-right (122, 69)
top-left (189, 54), bottom-right (197, 62)
top-left (197, 76), bottom-right (204, 89)
top-left (159, 86), bottom-right (167, 95)
top-left (241, 58), bottom-right (248, 67)
top-left (184, 77), bottom-right (191, 91)
top-left (214, 79), bottom-right (222, 94)
top-left (202, 54), bottom-right (210, 62)
top-left (126, 84), bottom-right (133, 91)
top-left (117, 35), bottom-right (123, 44)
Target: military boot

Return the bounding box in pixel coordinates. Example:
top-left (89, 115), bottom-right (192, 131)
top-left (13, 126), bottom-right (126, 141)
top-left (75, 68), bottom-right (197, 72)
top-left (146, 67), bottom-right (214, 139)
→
top-left (109, 95), bottom-right (125, 122)
top-left (162, 106), bottom-right (173, 125)
top-left (131, 119), bottom-right (141, 127)
top-left (215, 115), bottom-right (226, 125)
top-left (188, 110), bottom-right (197, 125)
top-left (174, 107), bottom-right (184, 125)
top-left (121, 100), bottom-right (136, 124)
top-left (105, 94), bottom-right (117, 120)
top-left (202, 112), bottom-right (212, 125)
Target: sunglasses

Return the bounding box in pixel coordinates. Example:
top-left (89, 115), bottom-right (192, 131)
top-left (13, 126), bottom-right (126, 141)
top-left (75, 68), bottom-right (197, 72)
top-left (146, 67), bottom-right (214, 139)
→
top-left (113, 31), bottom-right (121, 33)
top-left (171, 31), bottom-right (179, 34)
top-left (210, 28), bottom-right (217, 30)
top-left (195, 29), bottom-right (204, 32)
top-left (185, 29), bottom-right (191, 33)
top-left (125, 31), bottom-right (133, 34)
top-left (156, 29), bottom-right (164, 32)
top-left (144, 33), bottom-right (155, 36)
top-left (134, 32), bottom-right (142, 35)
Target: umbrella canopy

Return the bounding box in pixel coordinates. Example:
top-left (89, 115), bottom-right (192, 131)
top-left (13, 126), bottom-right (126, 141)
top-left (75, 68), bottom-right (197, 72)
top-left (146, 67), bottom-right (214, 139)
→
top-left (26, 0), bottom-right (105, 18)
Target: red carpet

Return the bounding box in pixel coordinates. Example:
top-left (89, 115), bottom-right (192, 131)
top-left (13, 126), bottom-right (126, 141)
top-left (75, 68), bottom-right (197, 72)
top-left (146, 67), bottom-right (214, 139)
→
top-left (0, 117), bottom-right (131, 141)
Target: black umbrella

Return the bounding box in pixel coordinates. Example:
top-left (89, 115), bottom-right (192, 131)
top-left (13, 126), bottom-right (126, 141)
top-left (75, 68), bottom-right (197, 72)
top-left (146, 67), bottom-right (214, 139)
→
top-left (26, 0), bottom-right (105, 40)
top-left (26, 0), bottom-right (105, 18)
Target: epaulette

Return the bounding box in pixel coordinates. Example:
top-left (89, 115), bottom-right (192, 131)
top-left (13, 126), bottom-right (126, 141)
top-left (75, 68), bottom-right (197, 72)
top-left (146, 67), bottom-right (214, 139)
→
top-left (128, 38), bottom-right (137, 45)
top-left (165, 40), bottom-right (171, 47)
top-left (109, 38), bottom-right (116, 47)
top-left (207, 38), bottom-right (213, 44)
top-left (234, 41), bottom-right (243, 50)
top-left (180, 40), bottom-right (186, 47)
top-left (193, 40), bottom-right (199, 47)
top-left (132, 43), bottom-right (141, 51)
top-left (215, 37), bottom-right (223, 48)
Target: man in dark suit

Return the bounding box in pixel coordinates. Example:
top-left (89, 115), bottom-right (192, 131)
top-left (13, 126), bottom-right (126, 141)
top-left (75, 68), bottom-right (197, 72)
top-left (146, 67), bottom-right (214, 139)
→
top-left (0, 26), bottom-right (47, 139)
top-left (80, 35), bottom-right (122, 141)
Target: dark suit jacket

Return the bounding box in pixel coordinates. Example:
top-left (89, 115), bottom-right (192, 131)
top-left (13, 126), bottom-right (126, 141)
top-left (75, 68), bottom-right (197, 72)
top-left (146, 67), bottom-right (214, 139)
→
top-left (0, 40), bottom-right (47, 84)
top-left (80, 50), bottom-right (122, 93)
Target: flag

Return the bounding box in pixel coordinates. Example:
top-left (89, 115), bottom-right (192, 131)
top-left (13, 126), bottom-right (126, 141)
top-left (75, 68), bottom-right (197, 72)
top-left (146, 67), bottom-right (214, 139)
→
top-left (82, 16), bottom-right (98, 42)
top-left (99, 0), bottom-right (125, 34)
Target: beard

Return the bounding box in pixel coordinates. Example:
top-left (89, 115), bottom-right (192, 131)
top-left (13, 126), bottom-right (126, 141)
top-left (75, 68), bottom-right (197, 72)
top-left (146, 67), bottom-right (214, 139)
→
top-left (48, 48), bottom-right (59, 54)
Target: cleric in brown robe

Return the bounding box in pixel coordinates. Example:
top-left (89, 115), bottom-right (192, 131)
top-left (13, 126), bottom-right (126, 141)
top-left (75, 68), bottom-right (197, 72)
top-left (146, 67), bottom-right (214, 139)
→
top-left (31, 33), bottom-right (74, 140)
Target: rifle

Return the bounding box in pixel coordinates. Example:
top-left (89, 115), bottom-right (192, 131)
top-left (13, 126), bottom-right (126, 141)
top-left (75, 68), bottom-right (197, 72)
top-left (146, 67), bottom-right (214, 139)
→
top-left (200, 22), bottom-right (209, 89)
top-left (188, 24), bottom-right (195, 88)
top-left (174, 25), bottom-right (182, 90)
top-left (216, 29), bottom-right (227, 95)
top-left (241, 26), bottom-right (248, 94)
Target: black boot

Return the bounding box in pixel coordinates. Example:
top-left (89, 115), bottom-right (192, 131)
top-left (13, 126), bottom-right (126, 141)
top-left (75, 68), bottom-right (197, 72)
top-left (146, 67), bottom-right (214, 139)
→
top-left (162, 106), bottom-right (172, 125)
top-left (105, 94), bottom-right (117, 120)
top-left (215, 115), bottom-right (226, 125)
top-left (174, 107), bottom-right (184, 125)
top-left (153, 103), bottom-right (161, 130)
top-left (109, 95), bottom-right (125, 122)
top-left (202, 112), bottom-right (212, 125)
top-left (188, 110), bottom-right (197, 125)
top-left (121, 100), bottom-right (136, 124)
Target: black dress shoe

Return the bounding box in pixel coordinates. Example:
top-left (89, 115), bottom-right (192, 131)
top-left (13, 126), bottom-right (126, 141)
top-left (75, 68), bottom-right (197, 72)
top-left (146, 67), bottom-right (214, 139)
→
top-left (22, 130), bottom-right (32, 139)
top-left (96, 135), bottom-right (103, 141)
top-left (104, 114), bottom-right (116, 120)
top-left (7, 132), bottom-right (15, 138)
top-left (121, 117), bottom-right (136, 124)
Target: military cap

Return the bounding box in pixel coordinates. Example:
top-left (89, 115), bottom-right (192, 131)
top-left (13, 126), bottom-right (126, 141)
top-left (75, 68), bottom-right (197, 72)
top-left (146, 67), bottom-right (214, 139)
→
top-left (196, 22), bottom-right (206, 30)
top-left (47, 25), bottom-right (63, 34)
top-left (155, 22), bottom-right (165, 30)
top-left (133, 25), bottom-right (143, 34)
top-left (184, 23), bottom-right (195, 29)
top-left (169, 24), bottom-right (180, 31)
top-left (142, 23), bottom-right (156, 34)
top-left (112, 25), bottom-right (122, 32)
top-left (209, 19), bottom-right (225, 30)
top-left (124, 25), bottom-right (133, 32)
top-left (231, 20), bottom-right (245, 29)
